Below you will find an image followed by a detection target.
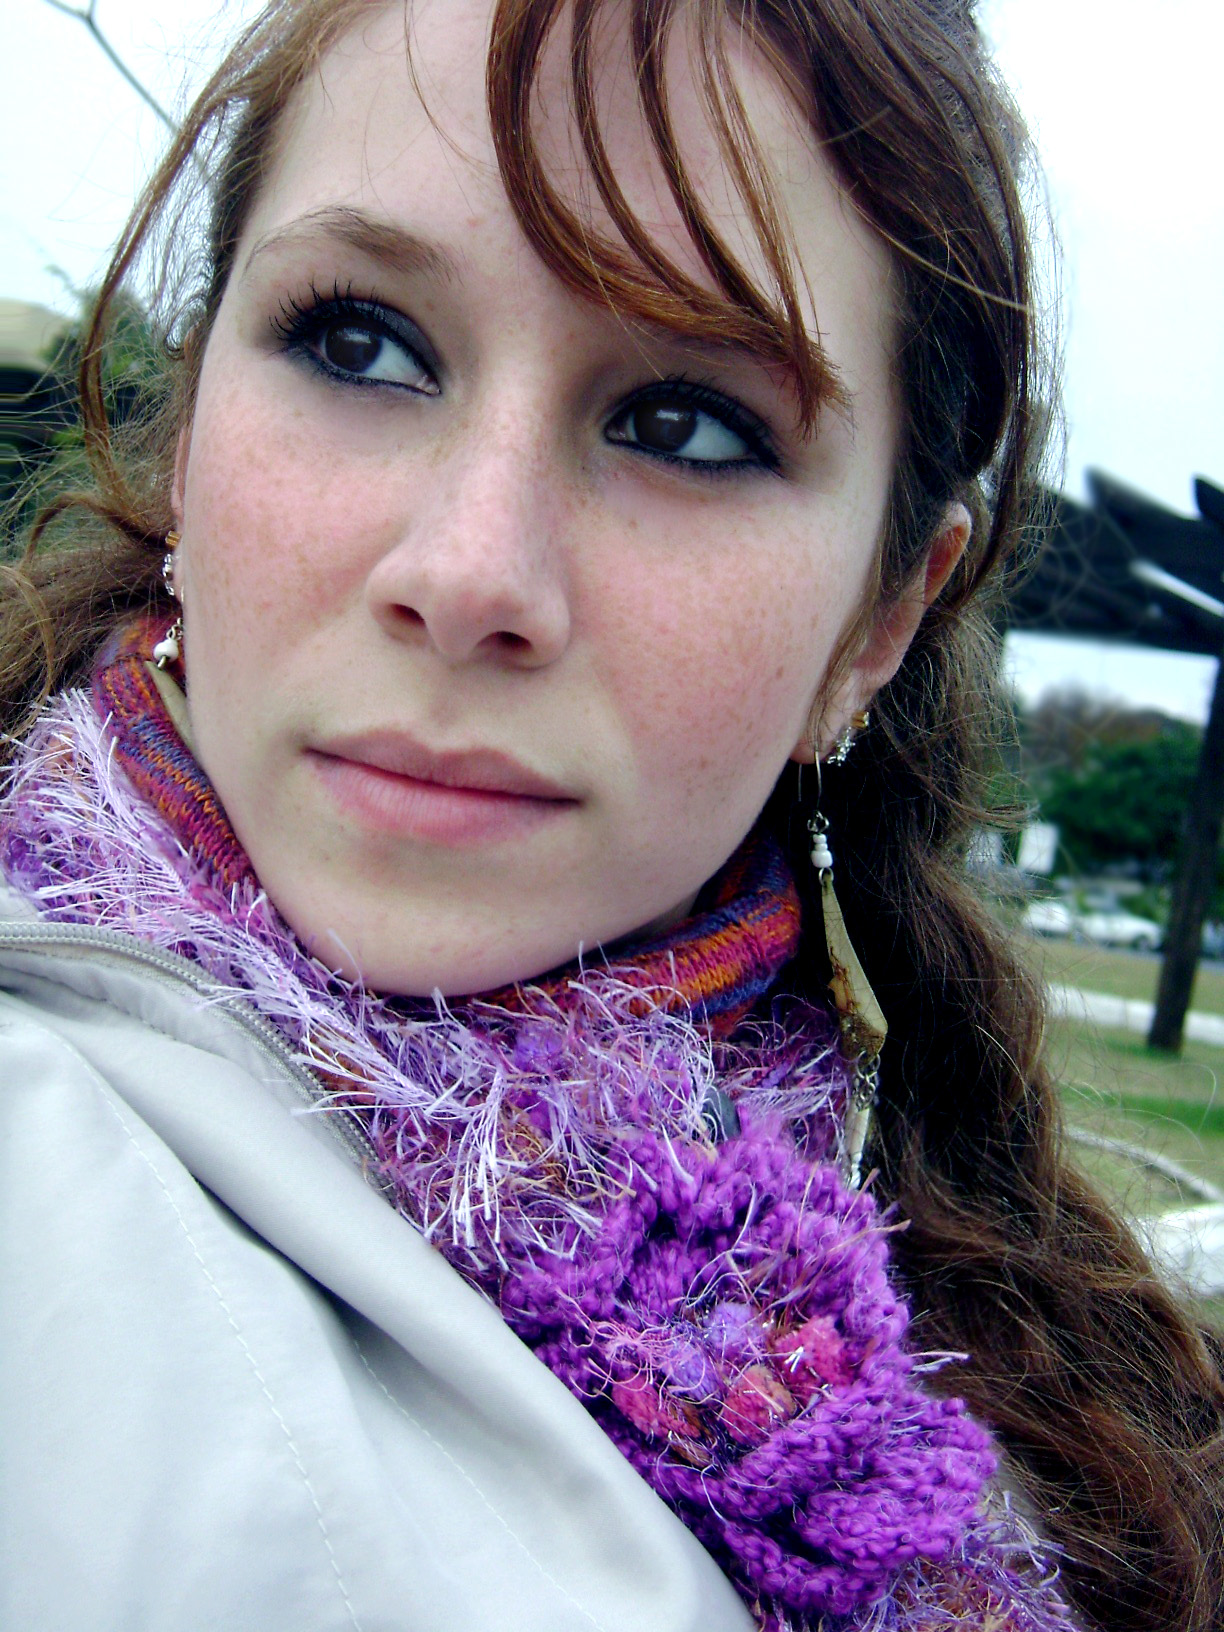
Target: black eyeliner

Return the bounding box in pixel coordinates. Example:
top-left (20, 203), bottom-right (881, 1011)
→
top-left (269, 279), bottom-right (441, 392)
top-left (609, 374), bottom-right (783, 477)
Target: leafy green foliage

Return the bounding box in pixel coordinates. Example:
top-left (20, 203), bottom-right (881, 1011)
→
top-left (3, 286), bottom-right (165, 549)
top-left (1014, 685), bottom-right (1207, 880)
top-left (1037, 723), bottom-right (1201, 874)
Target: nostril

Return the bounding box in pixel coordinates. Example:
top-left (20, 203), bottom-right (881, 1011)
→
top-left (496, 630), bottom-right (531, 654)
top-left (392, 606), bottom-right (427, 631)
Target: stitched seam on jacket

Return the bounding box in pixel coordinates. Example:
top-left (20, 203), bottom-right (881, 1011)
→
top-left (55, 1039), bottom-right (365, 1632)
top-left (350, 1340), bottom-right (609, 1631)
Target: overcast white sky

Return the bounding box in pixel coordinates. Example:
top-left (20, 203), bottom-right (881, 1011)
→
top-left (4, 0), bottom-right (1222, 719)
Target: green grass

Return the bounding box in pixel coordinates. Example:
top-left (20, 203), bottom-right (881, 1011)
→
top-left (1049, 1018), bottom-right (1224, 1211)
top-left (1026, 934), bottom-right (1224, 1015)
top-left (1017, 935), bottom-right (1224, 1205)
top-left (995, 931), bottom-right (1224, 1323)
top-left (1048, 1020), bottom-right (1224, 1329)
top-left (1057, 1026), bottom-right (1224, 1107)
top-left (972, 931), bottom-right (1224, 1329)
top-left (1102, 1092), bottom-right (1224, 1140)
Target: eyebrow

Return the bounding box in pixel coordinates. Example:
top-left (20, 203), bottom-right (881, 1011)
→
top-left (241, 206), bottom-right (463, 284)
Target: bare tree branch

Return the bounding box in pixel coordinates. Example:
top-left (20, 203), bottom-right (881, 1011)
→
top-left (42, 0), bottom-right (178, 132)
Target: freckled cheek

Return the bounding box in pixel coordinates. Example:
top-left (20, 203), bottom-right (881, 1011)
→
top-left (603, 564), bottom-right (837, 796)
top-left (182, 393), bottom-right (387, 638)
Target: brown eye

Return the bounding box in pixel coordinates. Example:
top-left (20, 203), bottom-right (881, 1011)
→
top-left (279, 297), bottom-right (441, 395)
top-left (631, 403), bottom-right (698, 453)
top-left (607, 387), bottom-right (762, 469)
top-left (323, 323), bottom-right (383, 373)
top-left (317, 320), bottom-right (434, 389)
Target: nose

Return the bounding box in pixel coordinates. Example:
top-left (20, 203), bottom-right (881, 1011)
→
top-left (365, 405), bottom-right (572, 669)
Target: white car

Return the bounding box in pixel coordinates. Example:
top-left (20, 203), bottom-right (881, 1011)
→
top-left (1075, 908), bottom-right (1162, 952)
top-left (1020, 899), bottom-right (1163, 952)
top-left (1021, 899), bottom-right (1076, 938)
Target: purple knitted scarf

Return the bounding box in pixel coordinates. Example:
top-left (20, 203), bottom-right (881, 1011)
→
top-left (0, 660), bottom-right (1082, 1631)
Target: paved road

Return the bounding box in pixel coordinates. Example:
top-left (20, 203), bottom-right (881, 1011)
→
top-left (1146, 1205), bottom-right (1224, 1298)
top-left (1048, 983), bottom-right (1224, 1047)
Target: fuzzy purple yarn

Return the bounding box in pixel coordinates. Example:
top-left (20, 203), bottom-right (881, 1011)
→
top-left (0, 690), bottom-right (1085, 1631)
top-left (493, 1112), bottom-right (993, 1617)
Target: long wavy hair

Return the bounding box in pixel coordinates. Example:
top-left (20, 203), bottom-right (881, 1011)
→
top-left (4, 1), bottom-right (1223, 1626)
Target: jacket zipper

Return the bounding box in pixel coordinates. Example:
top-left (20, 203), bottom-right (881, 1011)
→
top-left (0, 918), bottom-right (382, 1180)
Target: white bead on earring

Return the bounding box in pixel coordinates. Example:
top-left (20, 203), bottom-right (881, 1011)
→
top-left (153, 531), bottom-right (184, 670)
top-left (808, 811), bottom-right (834, 872)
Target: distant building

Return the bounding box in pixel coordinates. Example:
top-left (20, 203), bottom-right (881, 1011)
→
top-left (1, 298), bottom-right (72, 517)
top-left (1018, 822), bottom-right (1059, 876)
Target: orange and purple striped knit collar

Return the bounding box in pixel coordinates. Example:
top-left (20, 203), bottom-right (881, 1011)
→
top-left (92, 617), bottom-right (802, 1033)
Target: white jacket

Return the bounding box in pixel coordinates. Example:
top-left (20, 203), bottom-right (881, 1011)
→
top-left (0, 886), bottom-right (752, 1632)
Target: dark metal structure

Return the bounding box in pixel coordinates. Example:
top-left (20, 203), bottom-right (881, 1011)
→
top-left (1008, 471), bottom-right (1224, 659)
top-left (1004, 470), bottom-right (1224, 1053)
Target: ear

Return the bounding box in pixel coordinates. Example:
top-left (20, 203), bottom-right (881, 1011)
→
top-left (790, 502), bottom-right (971, 763)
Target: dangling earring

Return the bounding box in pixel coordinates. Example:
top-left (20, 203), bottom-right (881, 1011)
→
top-left (153, 531), bottom-right (183, 671)
top-left (807, 735), bottom-right (886, 1188)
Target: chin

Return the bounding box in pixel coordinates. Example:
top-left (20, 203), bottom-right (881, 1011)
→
top-left (272, 862), bottom-right (704, 1000)
top-left (296, 916), bottom-right (586, 1000)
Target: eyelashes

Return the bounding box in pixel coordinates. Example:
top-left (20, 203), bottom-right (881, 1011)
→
top-left (271, 282), bottom-right (440, 395)
top-left (606, 378), bottom-right (781, 475)
top-left (270, 281), bottom-right (782, 476)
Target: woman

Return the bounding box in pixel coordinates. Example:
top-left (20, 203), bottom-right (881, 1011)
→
top-left (1, 0), bottom-right (1221, 1628)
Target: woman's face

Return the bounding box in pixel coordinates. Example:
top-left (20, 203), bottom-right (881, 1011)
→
top-left (174, 0), bottom-right (923, 996)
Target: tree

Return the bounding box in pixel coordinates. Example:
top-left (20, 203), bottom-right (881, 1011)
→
top-left (1020, 685), bottom-right (1182, 779)
top-left (1025, 704), bottom-right (1201, 878)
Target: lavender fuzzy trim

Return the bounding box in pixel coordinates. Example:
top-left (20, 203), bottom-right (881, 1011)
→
top-left (0, 692), bottom-right (1082, 1629)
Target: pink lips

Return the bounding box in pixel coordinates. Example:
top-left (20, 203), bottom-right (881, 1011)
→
top-left (308, 731), bottom-right (578, 845)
